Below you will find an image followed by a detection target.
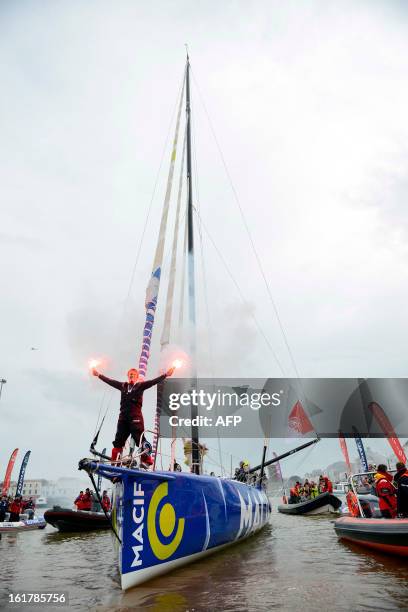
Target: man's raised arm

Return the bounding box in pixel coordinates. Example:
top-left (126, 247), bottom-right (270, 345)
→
top-left (139, 367), bottom-right (175, 391)
top-left (92, 370), bottom-right (123, 391)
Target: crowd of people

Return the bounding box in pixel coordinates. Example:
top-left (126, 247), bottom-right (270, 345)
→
top-left (288, 475), bottom-right (333, 503)
top-left (74, 488), bottom-right (111, 513)
top-left (0, 494), bottom-right (36, 522)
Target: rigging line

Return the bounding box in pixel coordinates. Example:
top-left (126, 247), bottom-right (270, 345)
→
top-left (191, 109), bottom-right (225, 476)
top-left (190, 68), bottom-right (301, 382)
top-left (92, 70), bottom-right (186, 435)
top-left (194, 209), bottom-right (287, 376)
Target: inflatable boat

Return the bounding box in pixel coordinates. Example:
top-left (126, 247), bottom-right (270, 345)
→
top-left (334, 516), bottom-right (408, 556)
top-left (278, 492), bottom-right (342, 515)
top-left (44, 506), bottom-right (110, 532)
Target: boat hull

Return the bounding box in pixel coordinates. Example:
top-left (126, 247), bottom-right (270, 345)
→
top-left (334, 516), bottom-right (408, 556)
top-left (0, 518), bottom-right (46, 533)
top-left (44, 507), bottom-right (110, 532)
top-left (277, 492), bottom-right (342, 515)
top-left (116, 471), bottom-right (270, 590)
top-left (79, 462), bottom-right (271, 590)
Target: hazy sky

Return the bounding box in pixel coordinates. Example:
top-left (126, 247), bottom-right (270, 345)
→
top-left (1, 1), bottom-right (408, 480)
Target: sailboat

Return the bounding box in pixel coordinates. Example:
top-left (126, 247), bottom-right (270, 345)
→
top-left (79, 55), bottom-right (317, 590)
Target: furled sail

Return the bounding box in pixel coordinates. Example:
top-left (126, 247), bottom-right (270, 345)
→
top-left (137, 76), bottom-right (185, 380)
top-left (151, 130), bottom-right (187, 466)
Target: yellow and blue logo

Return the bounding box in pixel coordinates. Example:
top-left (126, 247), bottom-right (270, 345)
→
top-left (148, 482), bottom-right (185, 560)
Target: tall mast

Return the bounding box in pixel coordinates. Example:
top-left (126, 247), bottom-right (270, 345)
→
top-left (186, 55), bottom-right (200, 474)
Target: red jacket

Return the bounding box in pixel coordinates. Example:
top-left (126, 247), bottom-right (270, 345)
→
top-left (9, 499), bottom-right (22, 514)
top-left (374, 472), bottom-right (397, 516)
top-left (82, 492), bottom-right (92, 511)
top-left (101, 496), bottom-right (111, 512)
top-left (75, 494), bottom-right (85, 511)
top-left (320, 477), bottom-right (333, 493)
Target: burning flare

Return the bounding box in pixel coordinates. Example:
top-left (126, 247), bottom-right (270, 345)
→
top-left (172, 359), bottom-right (183, 369)
top-left (88, 358), bottom-right (101, 370)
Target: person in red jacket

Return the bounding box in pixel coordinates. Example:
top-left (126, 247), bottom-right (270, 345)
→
top-left (101, 490), bottom-right (111, 513)
top-left (319, 476), bottom-right (333, 493)
top-left (92, 366), bottom-right (174, 464)
top-left (374, 464), bottom-right (397, 518)
top-left (81, 489), bottom-right (93, 512)
top-left (74, 491), bottom-right (85, 511)
top-left (9, 496), bottom-right (23, 522)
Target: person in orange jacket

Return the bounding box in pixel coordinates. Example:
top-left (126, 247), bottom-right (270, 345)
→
top-left (289, 481), bottom-right (301, 504)
top-left (374, 464), bottom-right (397, 518)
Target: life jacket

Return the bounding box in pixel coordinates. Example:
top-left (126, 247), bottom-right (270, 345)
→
top-left (75, 494), bottom-right (85, 510)
top-left (374, 472), bottom-right (397, 515)
top-left (395, 469), bottom-right (408, 482)
top-left (346, 491), bottom-right (360, 517)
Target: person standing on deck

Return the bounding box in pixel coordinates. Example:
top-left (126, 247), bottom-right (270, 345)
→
top-left (8, 496), bottom-right (23, 522)
top-left (74, 491), bottom-right (85, 510)
top-left (101, 491), bottom-right (111, 513)
top-left (374, 464), bottom-right (397, 518)
top-left (394, 462), bottom-right (408, 517)
top-left (319, 475), bottom-right (333, 493)
top-left (92, 366), bottom-right (174, 463)
top-left (0, 496), bottom-right (8, 522)
top-left (81, 488), bottom-right (93, 511)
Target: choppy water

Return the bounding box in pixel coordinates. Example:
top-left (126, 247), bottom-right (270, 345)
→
top-left (1, 499), bottom-right (408, 611)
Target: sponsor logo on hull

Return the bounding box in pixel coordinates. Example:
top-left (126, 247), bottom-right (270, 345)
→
top-left (121, 473), bottom-right (270, 583)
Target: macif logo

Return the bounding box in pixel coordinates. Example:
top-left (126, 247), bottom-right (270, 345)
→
top-left (131, 483), bottom-right (144, 567)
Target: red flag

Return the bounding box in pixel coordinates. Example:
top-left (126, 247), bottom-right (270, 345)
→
top-left (369, 402), bottom-right (407, 464)
top-left (1, 448), bottom-right (19, 496)
top-left (288, 401), bottom-right (314, 435)
top-left (338, 431), bottom-right (352, 474)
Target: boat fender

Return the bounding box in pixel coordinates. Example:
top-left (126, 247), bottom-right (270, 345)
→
top-left (282, 495), bottom-right (288, 504)
top-left (346, 491), bottom-right (360, 517)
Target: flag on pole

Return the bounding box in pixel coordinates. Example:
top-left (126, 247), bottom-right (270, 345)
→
top-left (1, 448), bottom-right (19, 496)
top-left (338, 431), bottom-right (351, 474)
top-left (288, 401), bottom-right (315, 436)
top-left (368, 402), bottom-right (407, 464)
top-left (352, 426), bottom-right (369, 472)
top-left (16, 450), bottom-right (31, 496)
